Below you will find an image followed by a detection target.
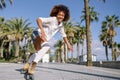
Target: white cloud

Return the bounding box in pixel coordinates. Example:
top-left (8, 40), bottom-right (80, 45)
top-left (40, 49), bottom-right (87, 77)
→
top-left (94, 47), bottom-right (102, 51)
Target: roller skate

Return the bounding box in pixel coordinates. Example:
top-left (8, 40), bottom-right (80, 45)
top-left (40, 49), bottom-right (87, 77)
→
top-left (21, 62), bottom-right (30, 74)
top-left (24, 62), bottom-right (37, 80)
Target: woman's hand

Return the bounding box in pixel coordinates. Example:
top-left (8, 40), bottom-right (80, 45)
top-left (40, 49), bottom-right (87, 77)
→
top-left (63, 37), bottom-right (73, 52)
top-left (40, 30), bottom-right (47, 42)
top-left (67, 43), bottom-right (73, 52)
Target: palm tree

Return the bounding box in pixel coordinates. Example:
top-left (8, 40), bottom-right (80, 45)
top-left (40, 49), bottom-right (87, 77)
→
top-left (6, 17), bottom-right (31, 60)
top-left (0, 17), bottom-right (5, 58)
top-left (54, 48), bottom-right (61, 62)
top-left (0, 17), bottom-right (5, 37)
top-left (80, 27), bottom-right (86, 55)
top-left (84, 0), bottom-right (92, 66)
top-left (113, 42), bottom-right (120, 61)
top-left (0, 17), bottom-right (16, 60)
top-left (117, 43), bottom-right (120, 59)
top-left (81, 6), bottom-right (99, 26)
top-left (0, 17), bottom-right (11, 60)
top-left (84, 0), bottom-right (91, 66)
top-left (1, 24), bottom-right (15, 60)
top-left (102, 15), bottom-right (120, 60)
top-left (0, 0), bottom-right (13, 58)
top-left (118, 43), bottom-right (120, 50)
top-left (74, 25), bottom-right (81, 63)
top-left (0, 0), bottom-right (13, 9)
top-left (99, 22), bottom-right (110, 61)
top-left (64, 21), bottom-right (78, 62)
top-left (24, 27), bottom-right (34, 53)
top-left (54, 40), bottom-right (63, 63)
top-left (74, 25), bottom-right (86, 63)
top-left (83, 0), bottom-right (106, 66)
top-left (84, 2), bottom-right (99, 66)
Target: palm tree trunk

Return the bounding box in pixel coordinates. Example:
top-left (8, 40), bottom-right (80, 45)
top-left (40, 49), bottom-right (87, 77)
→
top-left (81, 40), bottom-right (84, 55)
top-left (61, 43), bottom-right (65, 63)
top-left (58, 52), bottom-right (61, 63)
top-left (84, 0), bottom-right (92, 66)
top-left (65, 44), bottom-right (68, 62)
top-left (63, 43), bottom-right (67, 63)
top-left (0, 41), bottom-right (5, 58)
top-left (15, 40), bottom-right (19, 58)
top-left (77, 42), bottom-right (80, 63)
top-left (114, 49), bottom-right (117, 61)
top-left (111, 37), bottom-right (115, 61)
top-left (8, 41), bottom-right (12, 60)
top-left (0, 47), bottom-right (3, 58)
top-left (55, 53), bottom-right (58, 62)
top-left (105, 45), bottom-right (109, 61)
top-left (61, 52), bottom-right (65, 63)
top-left (70, 38), bottom-right (73, 62)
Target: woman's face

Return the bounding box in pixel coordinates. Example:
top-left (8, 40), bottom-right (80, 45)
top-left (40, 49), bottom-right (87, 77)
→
top-left (56, 11), bottom-right (65, 23)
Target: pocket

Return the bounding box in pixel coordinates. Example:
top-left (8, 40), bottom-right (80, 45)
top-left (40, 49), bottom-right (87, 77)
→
top-left (31, 31), bottom-right (41, 42)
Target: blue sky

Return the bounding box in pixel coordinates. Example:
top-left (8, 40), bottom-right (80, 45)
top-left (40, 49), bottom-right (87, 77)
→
top-left (0, 0), bottom-right (120, 61)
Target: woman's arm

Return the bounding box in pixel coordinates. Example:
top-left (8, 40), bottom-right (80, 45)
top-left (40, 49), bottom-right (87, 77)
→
top-left (36, 18), bottom-right (47, 41)
top-left (63, 37), bottom-right (73, 52)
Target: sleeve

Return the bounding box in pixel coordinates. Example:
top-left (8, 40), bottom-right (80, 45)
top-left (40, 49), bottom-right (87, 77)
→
top-left (59, 26), bottom-right (67, 38)
top-left (39, 17), bottom-right (56, 24)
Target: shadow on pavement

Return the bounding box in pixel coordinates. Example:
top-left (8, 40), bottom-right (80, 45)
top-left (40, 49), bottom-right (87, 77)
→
top-left (37, 66), bottom-right (120, 80)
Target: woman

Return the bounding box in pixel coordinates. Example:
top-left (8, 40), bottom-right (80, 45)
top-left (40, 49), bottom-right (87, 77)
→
top-left (22, 4), bottom-right (73, 75)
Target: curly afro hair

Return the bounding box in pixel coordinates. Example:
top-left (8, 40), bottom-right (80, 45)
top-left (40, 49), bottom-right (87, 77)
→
top-left (50, 4), bottom-right (70, 21)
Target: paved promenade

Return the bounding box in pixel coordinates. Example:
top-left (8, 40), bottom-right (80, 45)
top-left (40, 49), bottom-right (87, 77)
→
top-left (0, 63), bottom-right (120, 80)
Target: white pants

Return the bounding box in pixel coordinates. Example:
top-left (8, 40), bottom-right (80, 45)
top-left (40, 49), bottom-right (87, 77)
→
top-left (28, 42), bottom-right (50, 63)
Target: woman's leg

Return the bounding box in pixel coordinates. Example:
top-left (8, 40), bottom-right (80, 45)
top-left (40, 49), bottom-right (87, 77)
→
top-left (28, 53), bottom-right (37, 63)
top-left (33, 43), bottom-right (50, 63)
top-left (22, 35), bottom-right (42, 71)
top-left (28, 42), bottom-right (50, 74)
top-left (22, 53), bottom-right (38, 72)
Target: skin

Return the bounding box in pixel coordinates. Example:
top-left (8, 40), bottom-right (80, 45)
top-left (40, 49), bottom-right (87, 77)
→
top-left (35, 11), bottom-right (73, 52)
top-left (56, 11), bottom-right (73, 52)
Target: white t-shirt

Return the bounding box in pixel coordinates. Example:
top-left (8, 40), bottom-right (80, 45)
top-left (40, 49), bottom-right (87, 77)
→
top-left (35, 17), bottom-right (67, 41)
